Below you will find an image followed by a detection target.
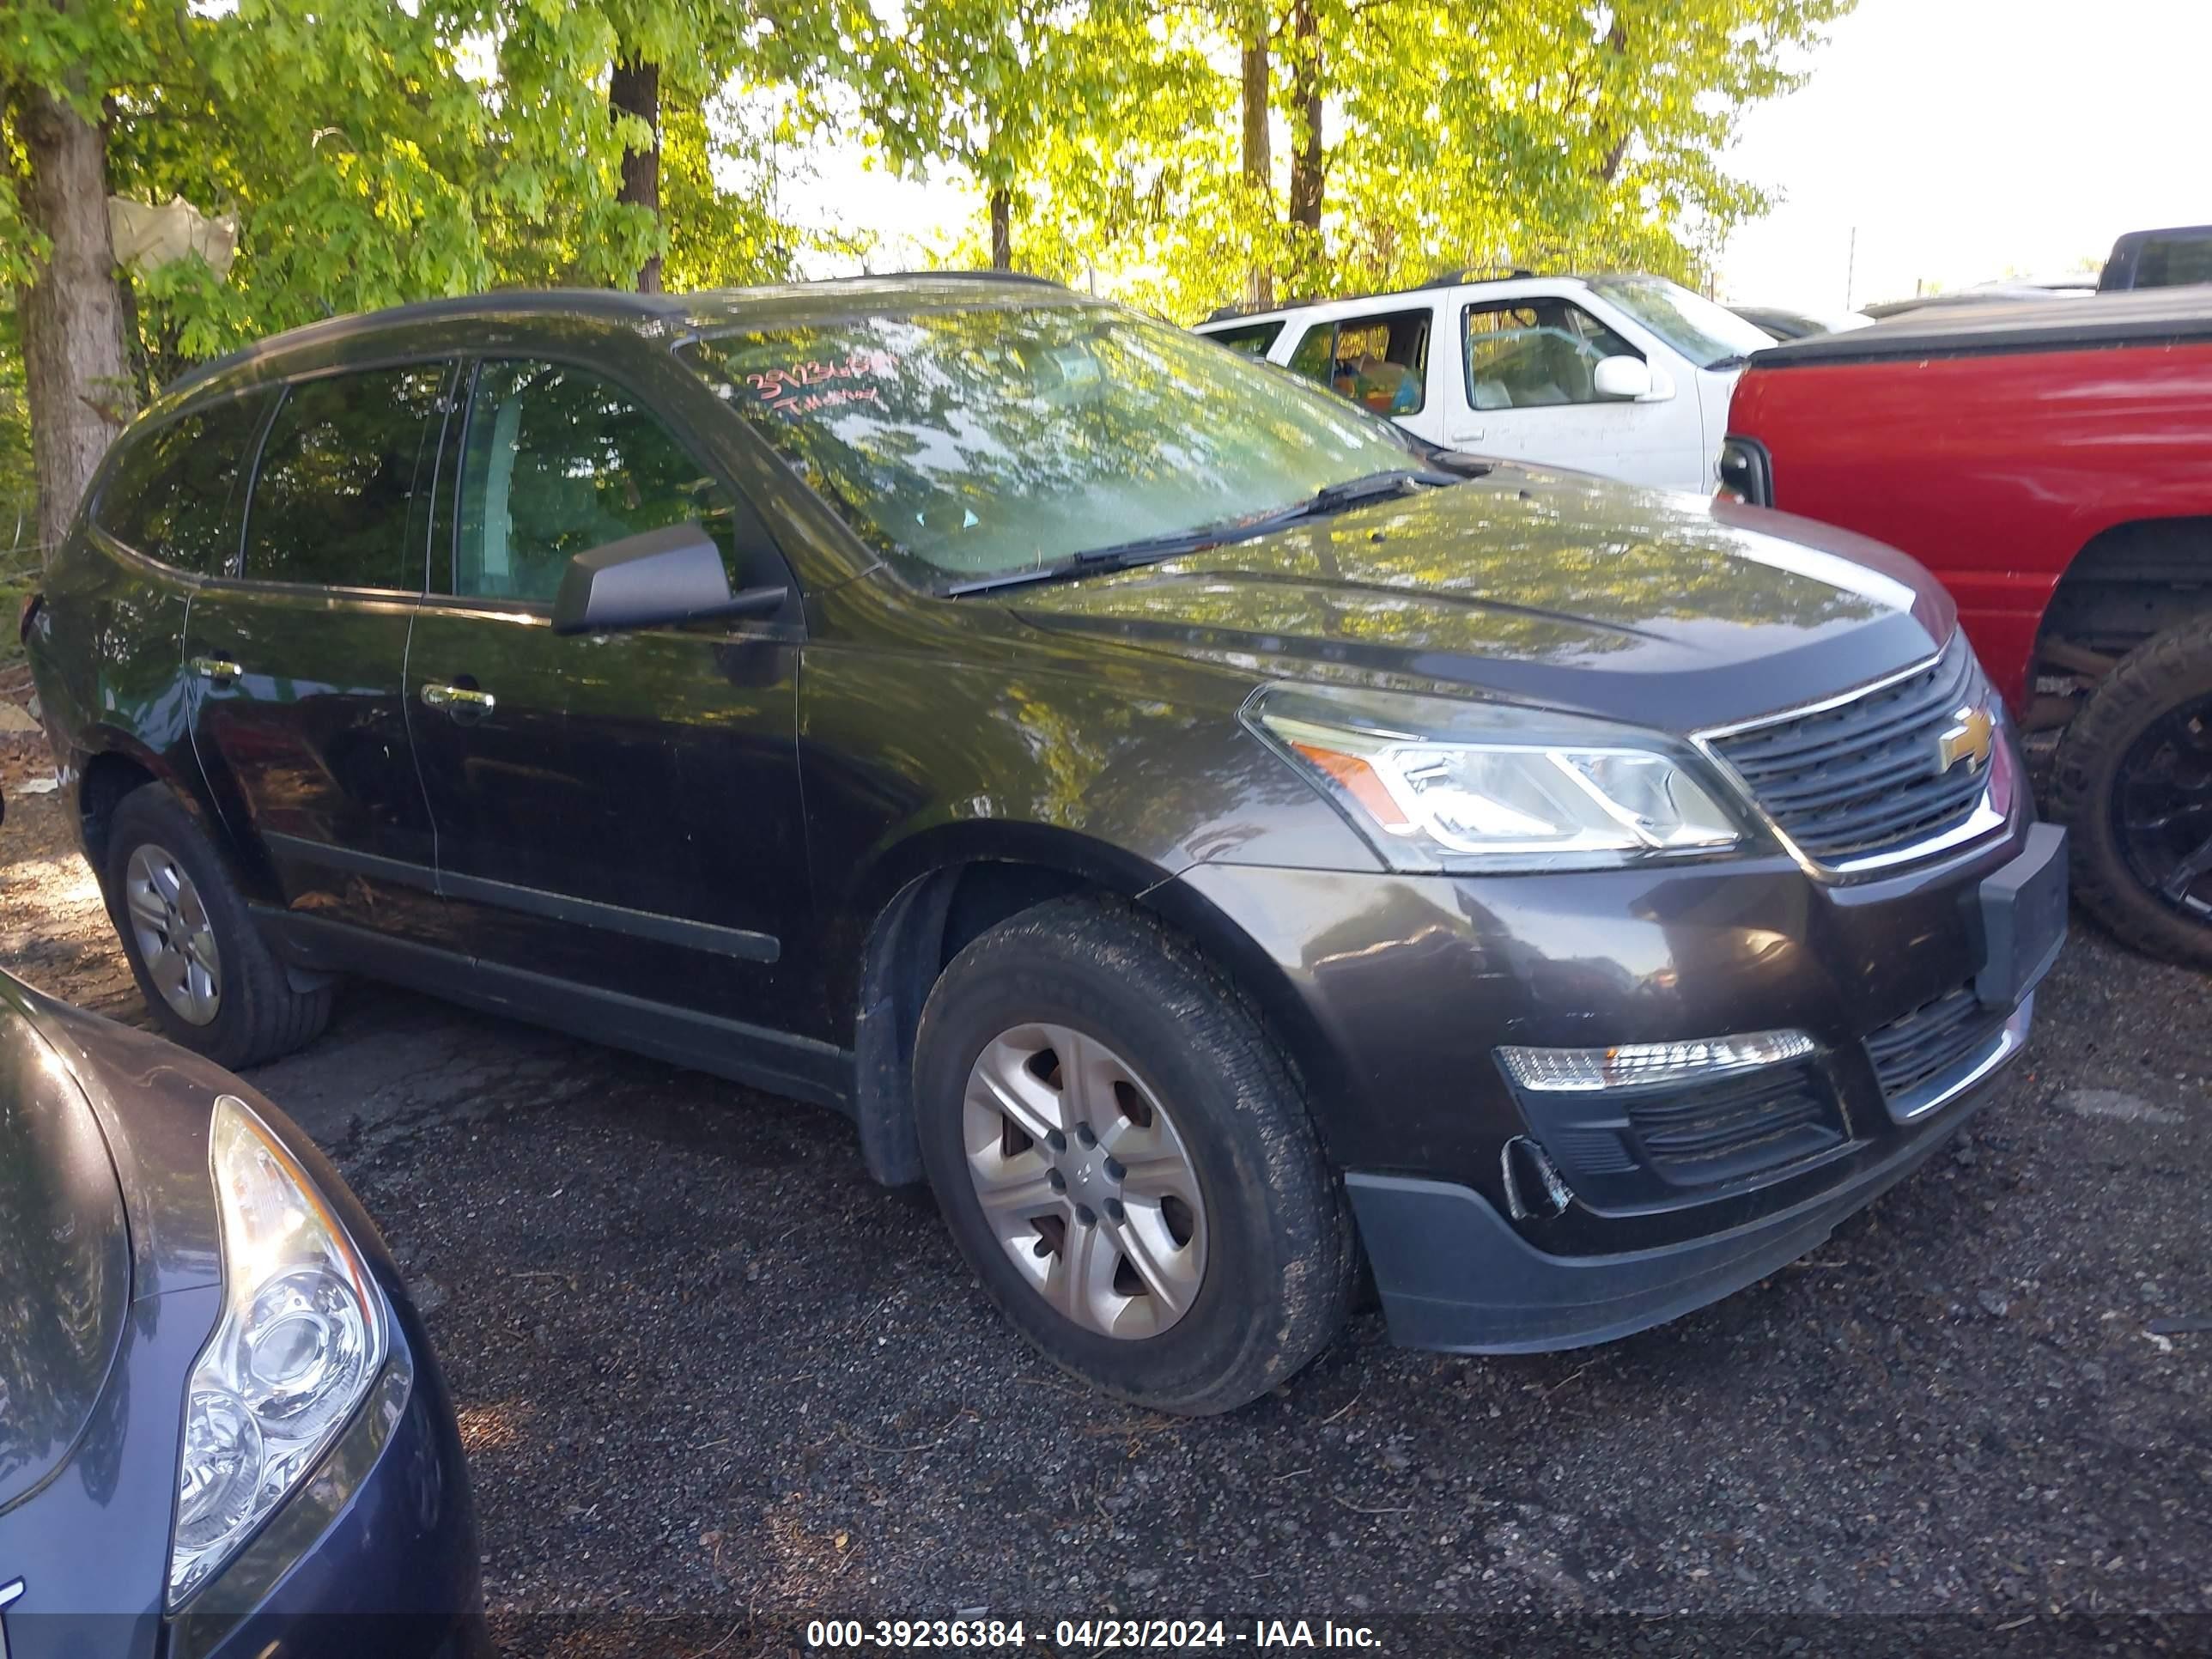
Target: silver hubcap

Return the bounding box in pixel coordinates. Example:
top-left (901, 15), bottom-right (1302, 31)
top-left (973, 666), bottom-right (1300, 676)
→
top-left (962, 1023), bottom-right (1207, 1340)
top-left (125, 844), bottom-right (222, 1026)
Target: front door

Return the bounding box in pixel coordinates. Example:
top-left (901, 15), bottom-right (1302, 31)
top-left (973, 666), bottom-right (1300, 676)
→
top-left (1447, 296), bottom-right (1699, 489)
top-left (184, 361), bottom-right (450, 944)
top-left (404, 355), bottom-right (811, 1033)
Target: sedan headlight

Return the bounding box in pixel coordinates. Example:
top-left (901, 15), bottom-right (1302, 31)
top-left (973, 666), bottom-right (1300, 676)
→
top-left (168, 1095), bottom-right (388, 1607)
top-left (1246, 684), bottom-right (1747, 872)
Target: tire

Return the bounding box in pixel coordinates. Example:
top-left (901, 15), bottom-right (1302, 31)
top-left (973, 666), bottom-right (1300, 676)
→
top-left (2049, 618), bottom-right (2212, 967)
top-left (100, 783), bottom-right (334, 1066)
top-left (914, 896), bottom-right (1355, 1414)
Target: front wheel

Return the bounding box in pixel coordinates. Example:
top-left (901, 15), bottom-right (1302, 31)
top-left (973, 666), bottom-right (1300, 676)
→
top-left (914, 897), bottom-right (1356, 1415)
top-left (2051, 618), bottom-right (2212, 966)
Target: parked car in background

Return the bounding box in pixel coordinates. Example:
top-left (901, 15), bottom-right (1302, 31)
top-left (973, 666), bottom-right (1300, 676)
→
top-left (2099, 224), bottom-right (2212, 291)
top-left (25, 277), bottom-right (2061, 1414)
top-left (1861, 279), bottom-right (2095, 320)
top-left (1193, 270), bottom-right (1775, 493)
top-left (1731, 304), bottom-right (1875, 342)
top-left (1720, 289), bottom-right (2212, 964)
top-left (0, 968), bottom-right (484, 1658)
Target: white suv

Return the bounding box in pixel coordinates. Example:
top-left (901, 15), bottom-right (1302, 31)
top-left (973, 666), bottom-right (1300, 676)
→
top-left (1193, 271), bottom-right (1774, 494)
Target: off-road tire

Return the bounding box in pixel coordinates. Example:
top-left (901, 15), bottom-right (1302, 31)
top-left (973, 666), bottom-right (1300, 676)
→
top-left (101, 783), bottom-right (333, 1066)
top-left (915, 896), bottom-right (1356, 1415)
top-left (2049, 618), bottom-right (2212, 967)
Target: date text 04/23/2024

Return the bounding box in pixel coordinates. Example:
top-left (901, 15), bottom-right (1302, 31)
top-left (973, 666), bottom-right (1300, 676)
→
top-left (803, 1620), bottom-right (1384, 1650)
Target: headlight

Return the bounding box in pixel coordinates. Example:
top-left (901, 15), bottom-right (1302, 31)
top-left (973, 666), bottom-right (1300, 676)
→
top-left (168, 1095), bottom-right (388, 1607)
top-left (1246, 684), bottom-right (1747, 872)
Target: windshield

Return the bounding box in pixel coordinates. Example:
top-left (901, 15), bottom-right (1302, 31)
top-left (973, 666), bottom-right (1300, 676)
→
top-left (1588, 276), bottom-right (1775, 368)
top-left (679, 304), bottom-right (1420, 586)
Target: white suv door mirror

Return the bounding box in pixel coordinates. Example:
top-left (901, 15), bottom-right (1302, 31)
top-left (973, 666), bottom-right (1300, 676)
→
top-left (1592, 355), bottom-right (1654, 401)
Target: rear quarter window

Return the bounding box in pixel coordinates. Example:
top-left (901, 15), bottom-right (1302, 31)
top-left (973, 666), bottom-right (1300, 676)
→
top-left (93, 392), bottom-right (273, 575)
top-left (1201, 320), bottom-right (1285, 358)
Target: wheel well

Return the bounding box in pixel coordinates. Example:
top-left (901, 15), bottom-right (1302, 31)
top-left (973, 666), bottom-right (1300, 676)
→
top-left (849, 861), bottom-right (1115, 1187)
top-left (2029, 516), bottom-right (2212, 732)
top-left (848, 858), bottom-right (1334, 1191)
top-left (78, 751), bottom-right (158, 871)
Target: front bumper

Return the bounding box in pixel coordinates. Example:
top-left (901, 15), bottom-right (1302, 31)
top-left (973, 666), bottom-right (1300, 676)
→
top-left (1164, 811), bottom-right (2061, 1352)
top-left (1344, 1002), bottom-right (2021, 1352)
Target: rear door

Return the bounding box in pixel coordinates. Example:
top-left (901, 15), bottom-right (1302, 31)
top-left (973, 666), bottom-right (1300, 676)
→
top-left (1278, 305), bottom-right (1445, 443)
top-left (404, 352), bottom-right (811, 1030)
top-left (183, 362), bottom-right (450, 945)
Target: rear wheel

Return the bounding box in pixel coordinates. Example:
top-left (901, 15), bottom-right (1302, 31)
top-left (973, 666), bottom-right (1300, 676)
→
top-left (914, 896), bottom-right (1355, 1415)
top-left (2050, 618), bottom-right (2212, 966)
top-left (101, 784), bottom-right (333, 1066)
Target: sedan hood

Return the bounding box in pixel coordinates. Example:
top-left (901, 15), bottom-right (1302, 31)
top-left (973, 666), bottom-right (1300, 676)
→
top-left (0, 1004), bottom-right (130, 1513)
top-left (1009, 467), bottom-right (1954, 733)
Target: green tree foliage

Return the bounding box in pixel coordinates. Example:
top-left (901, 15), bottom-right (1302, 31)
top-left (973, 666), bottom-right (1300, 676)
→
top-left (846, 0), bottom-right (1214, 270)
top-left (3, 0), bottom-right (1850, 544)
top-left (957, 0), bottom-right (1855, 316)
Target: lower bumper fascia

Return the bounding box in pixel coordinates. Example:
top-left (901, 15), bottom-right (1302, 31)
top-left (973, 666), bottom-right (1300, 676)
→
top-left (1346, 1071), bottom-right (2002, 1355)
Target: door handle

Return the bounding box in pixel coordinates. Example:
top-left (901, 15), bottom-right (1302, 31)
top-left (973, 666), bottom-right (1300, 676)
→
top-left (188, 656), bottom-right (243, 685)
top-left (421, 683), bottom-right (495, 720)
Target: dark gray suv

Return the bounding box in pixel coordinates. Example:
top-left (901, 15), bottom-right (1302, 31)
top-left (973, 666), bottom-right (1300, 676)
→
top-left (22, 276), bottom-right (2064, 1413)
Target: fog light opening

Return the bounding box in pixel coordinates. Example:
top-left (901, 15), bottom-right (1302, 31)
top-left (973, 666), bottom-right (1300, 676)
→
top-left (1501, 1135), bottom-right (1574, 1221)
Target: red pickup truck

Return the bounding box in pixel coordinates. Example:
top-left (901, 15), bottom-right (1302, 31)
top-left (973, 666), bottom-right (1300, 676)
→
top-left (1719, 290), bottom-right (2212, 964)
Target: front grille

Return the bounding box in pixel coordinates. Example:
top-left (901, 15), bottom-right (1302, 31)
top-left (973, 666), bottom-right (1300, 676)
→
top-left (1708, 642), bottom-right (1992, 865)
top-left (1867, 981), bottom-right (2000, 1104)
top-left (1619, 1063), bottom-right (1844, 1188)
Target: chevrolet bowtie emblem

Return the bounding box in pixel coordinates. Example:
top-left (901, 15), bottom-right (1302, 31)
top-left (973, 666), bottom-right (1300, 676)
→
top-left (1936, 704), bottom-right (1995, 774)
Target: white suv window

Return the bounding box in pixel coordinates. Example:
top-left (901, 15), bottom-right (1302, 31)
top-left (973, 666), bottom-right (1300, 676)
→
top-left (1283, 309), bottom-right (1431, 415)
top-left (1462, 299), bottom-right (1638, 410)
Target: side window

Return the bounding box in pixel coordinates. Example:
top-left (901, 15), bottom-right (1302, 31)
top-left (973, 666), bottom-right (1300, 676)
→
top-left (448, 359), bottom-right (746, 605)
top-left (1204, 321), bottom-right (1284, 358)
top-left (94, 392), bottom-right (272, 574)
top-left (1463, 300), bottom-right (1638, 410)
top-left (242, 365), bottom-right (447, 590)
top-left (1283, 311), bottom-right (1430, 414)
top-left (2139, 233), bottom-right (2212, 289)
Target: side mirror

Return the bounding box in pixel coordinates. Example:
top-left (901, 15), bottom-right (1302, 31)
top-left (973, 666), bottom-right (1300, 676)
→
top-left (1592, 355), bottom-right (1655, 401)
top-left (550, 522), bottom-right (787, 636)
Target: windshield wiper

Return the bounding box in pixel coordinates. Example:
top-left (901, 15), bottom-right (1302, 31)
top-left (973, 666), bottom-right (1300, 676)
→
top-left (1299, 466), bottom-right (1457, 514)
top-left (943, 467), bottom-right (1457, 599)
top-left (942, 530), bottom-right (1235, 597)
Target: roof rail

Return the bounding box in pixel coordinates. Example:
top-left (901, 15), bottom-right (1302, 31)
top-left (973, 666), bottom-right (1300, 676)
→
top-left (1420, 264), bottom-right (1538, 289)
top-left (1201, 296), bottom-right (1312, 323)
top-left (869, 268), bottom-right (1070, 288)
top-left (1199, 265), bottom-right (1551, 324)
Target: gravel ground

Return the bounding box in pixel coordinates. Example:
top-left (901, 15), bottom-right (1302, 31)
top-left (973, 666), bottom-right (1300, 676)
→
top-left (3, 739), bottom-right (2209, 1657)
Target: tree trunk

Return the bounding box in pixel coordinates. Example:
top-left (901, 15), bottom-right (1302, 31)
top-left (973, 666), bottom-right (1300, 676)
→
top-left (1286, 0), bottom-right (1324, 234)
top-left (988, 187), bottom-right (1012, 270)
top-left (609, 55), bottom-right (663, 293)
top-left (1240, 24), bottom-right (1274, 308)
top-left (13, 77), bottom-right (134, 566)
top-left (1594, 15), bottom-right (1632, 184)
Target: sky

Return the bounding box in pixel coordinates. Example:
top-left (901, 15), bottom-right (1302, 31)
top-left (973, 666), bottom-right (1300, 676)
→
top-left (1717, 0), bottom-right (2212, 312)
top-left (790, 0), bottom-right (2212, 310)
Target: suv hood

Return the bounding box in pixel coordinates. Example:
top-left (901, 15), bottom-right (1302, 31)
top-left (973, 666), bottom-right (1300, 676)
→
top-left (1009, 467), bottom-right (1954, 733)
top-left (0, 1006), bottom-right (130, 1513)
